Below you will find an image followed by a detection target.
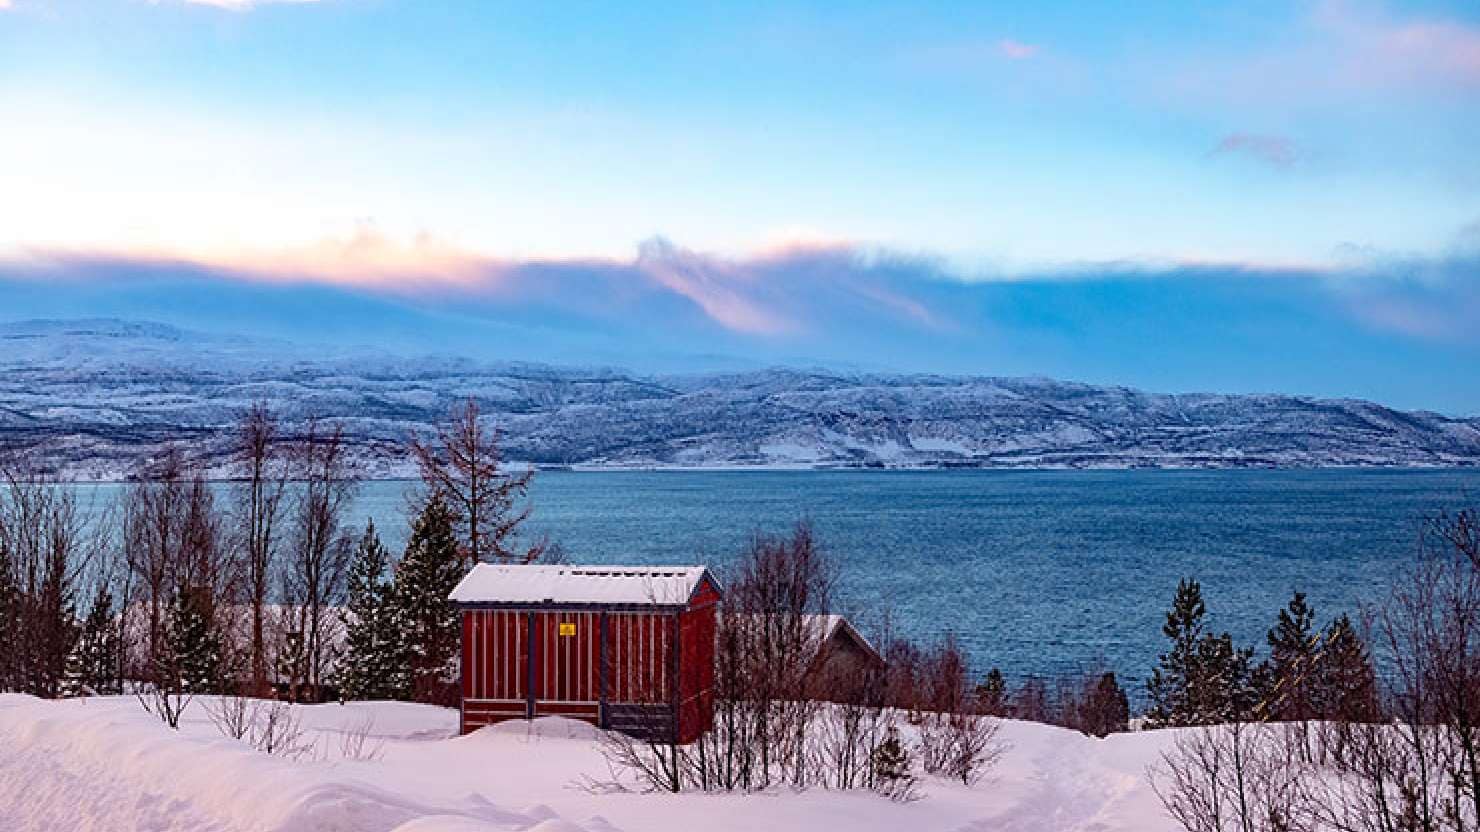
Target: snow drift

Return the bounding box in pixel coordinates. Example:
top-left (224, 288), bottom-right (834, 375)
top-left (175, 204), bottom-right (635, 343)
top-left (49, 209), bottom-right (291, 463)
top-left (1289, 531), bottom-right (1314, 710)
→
top-left (0, 693), bottom-right (1186, 832)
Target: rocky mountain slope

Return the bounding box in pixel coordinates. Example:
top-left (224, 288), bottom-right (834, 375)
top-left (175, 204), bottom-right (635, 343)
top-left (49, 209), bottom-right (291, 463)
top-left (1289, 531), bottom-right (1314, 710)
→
top-left (3, 319), bottom-right (1478, 478)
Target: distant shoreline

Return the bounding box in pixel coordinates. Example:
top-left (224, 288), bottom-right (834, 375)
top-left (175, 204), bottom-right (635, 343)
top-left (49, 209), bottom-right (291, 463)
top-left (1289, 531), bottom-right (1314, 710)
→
top-left (44, 462), bottom-right (1480, 486)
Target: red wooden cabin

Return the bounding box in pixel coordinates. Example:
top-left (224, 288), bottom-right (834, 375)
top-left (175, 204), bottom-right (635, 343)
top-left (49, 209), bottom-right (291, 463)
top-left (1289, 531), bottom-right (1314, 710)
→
top-left (449, 564), bottom-right (720, 743)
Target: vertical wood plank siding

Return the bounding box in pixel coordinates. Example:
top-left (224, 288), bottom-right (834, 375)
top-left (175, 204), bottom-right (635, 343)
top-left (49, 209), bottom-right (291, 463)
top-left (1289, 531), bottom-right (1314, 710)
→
top-left (458, 582), bottom-right (720, 740)
top-left (464, 610), bottom-right (529, 702)
top-left (605, 612), bottom-right (671, 704)
top-left (530, 611), bottom-right (598, 703)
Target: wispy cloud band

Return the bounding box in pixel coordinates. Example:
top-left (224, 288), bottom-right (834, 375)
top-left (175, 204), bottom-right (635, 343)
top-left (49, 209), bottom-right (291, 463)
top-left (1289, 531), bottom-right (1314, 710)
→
top-left (7, 232), bottom-right (1480, 349)
top-left (6, 233), bottom-right (1480, 410)
top-left (174, 0), bottom-right (322, 11)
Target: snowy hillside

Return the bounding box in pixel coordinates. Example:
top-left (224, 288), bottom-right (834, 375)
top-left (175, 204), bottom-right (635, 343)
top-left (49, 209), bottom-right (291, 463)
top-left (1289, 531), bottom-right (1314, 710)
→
top-left (0, 693), bottom-right (1179, 832)
top-left (4, 318), bottom-right (1480, 478)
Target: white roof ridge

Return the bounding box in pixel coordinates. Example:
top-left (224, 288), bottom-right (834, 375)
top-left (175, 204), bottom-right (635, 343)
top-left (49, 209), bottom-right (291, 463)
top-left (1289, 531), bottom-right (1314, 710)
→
top-left (449, 562), bottom-right (714, 606)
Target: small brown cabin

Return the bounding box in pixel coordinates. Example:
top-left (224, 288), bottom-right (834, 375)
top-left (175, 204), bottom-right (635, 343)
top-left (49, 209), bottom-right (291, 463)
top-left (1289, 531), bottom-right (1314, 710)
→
top-left (449, 564), bottom-right (721, 743)
top-left (805, 613), bottom-right (886, 690)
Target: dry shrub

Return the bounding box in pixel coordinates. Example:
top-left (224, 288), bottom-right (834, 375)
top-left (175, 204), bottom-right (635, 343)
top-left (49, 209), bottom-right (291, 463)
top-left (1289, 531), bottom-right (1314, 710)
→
top-left (915, 636), bottom-right (1005, 785)
top-left (203, 693), bottom-right (317, 761)
top-left (1152, 722), bottom-right (1310, 832)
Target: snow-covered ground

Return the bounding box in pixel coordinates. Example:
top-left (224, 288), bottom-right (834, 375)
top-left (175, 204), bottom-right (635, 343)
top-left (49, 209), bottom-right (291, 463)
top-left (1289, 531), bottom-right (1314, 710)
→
top-left (0, 693), bottom-right (1181, 832)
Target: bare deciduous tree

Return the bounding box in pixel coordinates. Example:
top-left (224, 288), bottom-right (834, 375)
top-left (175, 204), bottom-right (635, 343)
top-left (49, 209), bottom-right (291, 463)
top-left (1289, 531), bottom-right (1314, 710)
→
top-left (121, 450), bottom-right (232, 685)
top-left (602, 522), bottom-right (837, 793)
top-left (724, 522), bottom-right (834, 789)
top-left (411, 398), bottom-right (543, 565)
top-left (812, 635), bottom-right (894, 791)
top-left (234, 401), bottom-right (289, 697)
top-left (122, 447), bottom-right (238, 729)
top-left (0, 460), bottom-right (105, 697)
top-left (1153, 722), bottom-right (1312, 832)
top-left (281, 419), bottom-right (357, 702)
top-left (915, 635), bottom-right (1005, 785)
top-left (1342, 509), bottom-right (1480, 832)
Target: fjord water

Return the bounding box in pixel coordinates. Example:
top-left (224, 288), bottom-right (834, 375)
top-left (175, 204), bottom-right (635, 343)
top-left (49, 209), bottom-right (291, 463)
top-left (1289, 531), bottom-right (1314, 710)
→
top-left (348, 468), bottom-right (1480, 692)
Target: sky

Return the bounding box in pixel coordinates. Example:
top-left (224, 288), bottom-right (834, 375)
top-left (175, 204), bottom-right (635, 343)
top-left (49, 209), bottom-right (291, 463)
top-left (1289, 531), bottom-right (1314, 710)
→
top-left (2, 0), bottom-right (1479, 411)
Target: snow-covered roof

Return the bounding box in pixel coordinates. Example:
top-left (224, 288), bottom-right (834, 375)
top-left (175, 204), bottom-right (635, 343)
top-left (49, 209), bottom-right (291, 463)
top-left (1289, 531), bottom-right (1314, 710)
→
top-left (448, 564), bottom-right (715, 608)
top-left (806, 614), bottom-right (855, 648)
top-left (808, 614), bottom-right (884, 665)
top-left (721, 613), bottom-right (883, 665)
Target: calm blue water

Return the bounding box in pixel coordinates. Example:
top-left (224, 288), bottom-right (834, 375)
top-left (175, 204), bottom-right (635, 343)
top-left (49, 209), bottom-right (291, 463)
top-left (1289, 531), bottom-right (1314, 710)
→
top-left (73, 469), bottom-right (1480, 692)
top-left (351, 469), bottom-right (1480, 692)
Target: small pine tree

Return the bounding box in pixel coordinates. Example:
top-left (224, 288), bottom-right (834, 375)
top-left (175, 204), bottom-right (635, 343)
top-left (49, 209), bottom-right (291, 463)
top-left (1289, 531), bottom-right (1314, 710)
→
top-left (974, 668), bottom-right (1008, 715)
top-left (1080, 672), bottom-right (1131, 737)
top-left (1261, 591), bottom-right (1318, 720)
top-left (336, 520), bottom-right (411, 701)
top-left (871, 725), bottom-right (916, 800)
top-left (394, 496), bottom-right (466, 705)
top-left (62, 588), bottom-right (120, 697)
top-left (60, 641), bottom-right (87, 698)
top-left (1147, 579), bottom-right (1254, 727)
top-left (166, 587), bottom-right (223, 694)
top-left (1147, 579), bottom-right (1206, 728)
top-left (277, 630), bottom-right (308, 700)
top-left (1312, 614), bottom-right (1378, 721)
top-left (1189, 631), bottom-right (1255, 724)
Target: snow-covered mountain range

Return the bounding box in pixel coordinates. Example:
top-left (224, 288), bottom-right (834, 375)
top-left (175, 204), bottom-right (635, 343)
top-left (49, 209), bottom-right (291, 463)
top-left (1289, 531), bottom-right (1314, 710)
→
top-left (4, 319), bottom-right (1479, 478)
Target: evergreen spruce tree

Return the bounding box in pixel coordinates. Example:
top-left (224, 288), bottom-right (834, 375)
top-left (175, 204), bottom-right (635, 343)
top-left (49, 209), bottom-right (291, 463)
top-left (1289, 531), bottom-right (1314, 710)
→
top-left (166, 587), bottom-right (223, 694)
top-left (1190, 631), bottom-right (1255, 723)
top-left (870, 725), bottom-right (916, 799)
top-left (39, 575), bottom-right (79, 699)
top-left (1146, 579), bottom-right (1254, 727)
top-left (394, 496), bottom-right (466, 704)
top-left (62, 588), bottom-right (120, 697)
top-left (336, 520), bottom-right (411, 700)
top-left (1261, 591), bottom-right (1318, 720)
top-left (974, 668), bottom-right (1008, 715)
top-left (60, 641), bottom-right (87, 698)
top-left (1147, 579), bottom-right (1205, 727)
top-left (277, 630), bottom-right (308, 701)
top-left (1081, 672), bottom-right (1131, 737)
top-left (1312, 614), bottom-right (1379, 721)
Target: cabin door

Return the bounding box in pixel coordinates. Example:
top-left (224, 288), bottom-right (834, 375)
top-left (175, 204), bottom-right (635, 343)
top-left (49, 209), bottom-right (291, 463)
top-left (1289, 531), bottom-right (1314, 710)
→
top-left (531, 611), bottom-right (601, 720)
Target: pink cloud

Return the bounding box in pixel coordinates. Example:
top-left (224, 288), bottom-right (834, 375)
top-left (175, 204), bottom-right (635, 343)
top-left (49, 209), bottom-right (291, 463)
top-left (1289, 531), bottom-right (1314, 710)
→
top-left (1316, 0), bottom-right (1480, 87)
top-left (176, 0), bottom-right (322, 10)
top-left (1371, 21), bottom-right (1480, 84)
top-left (12, 237), bottom-right (1480, 358)
top-left (134, 226), bottom-right (503, 298)
top-left (635, 239), bottom-right (795, 336)
top-left (1297, 1), bottom-right (1480, 94)
top-left (1211, 132), bottom-right (1300, 168)
top-left (8, 235), bottom-right (962, 340)
top-left (848, 281), bottom-right (943, 329)
top-left (997, 39), bottom-right (1040, 60)
top-left (907, 37), bottom-right (1051, 75)
top-left (1159, 1), bottom-right (1480, 111)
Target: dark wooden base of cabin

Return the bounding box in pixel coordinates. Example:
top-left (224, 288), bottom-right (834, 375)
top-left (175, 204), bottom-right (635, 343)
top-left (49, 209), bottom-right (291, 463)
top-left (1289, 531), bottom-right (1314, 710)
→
top-left (460, 700), bottom-right (684, 743)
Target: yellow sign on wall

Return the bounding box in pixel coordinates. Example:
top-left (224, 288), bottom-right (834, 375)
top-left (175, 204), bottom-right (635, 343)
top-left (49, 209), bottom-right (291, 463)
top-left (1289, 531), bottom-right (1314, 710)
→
top-left (558, 622), bottom-right (577, 637)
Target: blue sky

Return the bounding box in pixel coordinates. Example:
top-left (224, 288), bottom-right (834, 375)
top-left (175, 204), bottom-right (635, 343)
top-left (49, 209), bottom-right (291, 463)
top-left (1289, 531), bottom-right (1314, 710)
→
top-left (2, 1), bottom-right (1479, 411)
